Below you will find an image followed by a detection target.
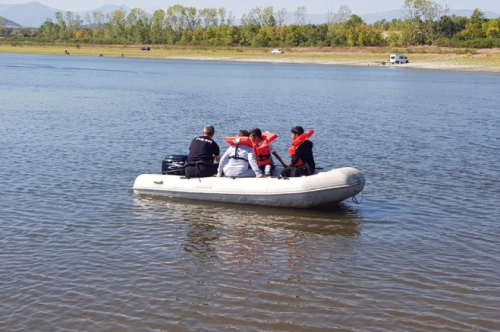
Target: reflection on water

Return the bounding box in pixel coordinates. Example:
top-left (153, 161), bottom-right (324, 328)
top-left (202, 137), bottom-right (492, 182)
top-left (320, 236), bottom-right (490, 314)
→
top-left (133, 194), bottom-right (360, 271)
top-left (133, 193), bottom-right (361, 235)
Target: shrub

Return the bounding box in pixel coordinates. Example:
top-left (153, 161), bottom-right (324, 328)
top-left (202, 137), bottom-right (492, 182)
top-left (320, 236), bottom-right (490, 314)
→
top-left (434, 37), bottom-right (452, 47)
top-left (454, 48), bottom-right (477, 55)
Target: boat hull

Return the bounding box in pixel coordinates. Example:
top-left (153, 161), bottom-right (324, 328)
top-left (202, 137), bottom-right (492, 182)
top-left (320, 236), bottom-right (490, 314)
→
top-left (132, 167), bottom-right (365, 208)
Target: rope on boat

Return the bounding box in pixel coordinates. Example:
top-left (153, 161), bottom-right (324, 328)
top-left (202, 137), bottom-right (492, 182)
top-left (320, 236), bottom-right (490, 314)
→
top-left (351, 190), bottom-right (364, 204)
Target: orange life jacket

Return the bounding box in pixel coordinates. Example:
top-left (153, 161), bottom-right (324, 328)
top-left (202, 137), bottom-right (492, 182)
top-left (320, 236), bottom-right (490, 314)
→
top-left (288, 129), bottom-right (314, 166)
top-left (224, 136), bottom-right (254, 166)
top-left (225, 136), bottom-right (253, 147)
top-left (253, 132), bottom-right (278, 166)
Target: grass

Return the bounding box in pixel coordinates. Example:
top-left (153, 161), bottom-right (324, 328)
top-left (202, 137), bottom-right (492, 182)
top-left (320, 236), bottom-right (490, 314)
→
top-left (1, 44), bottom-right (500, 69)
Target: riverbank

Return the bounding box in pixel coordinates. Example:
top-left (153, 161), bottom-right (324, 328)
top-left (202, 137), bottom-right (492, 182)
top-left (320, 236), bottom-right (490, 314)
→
top-left (1, 44), bottom-right (500, 72)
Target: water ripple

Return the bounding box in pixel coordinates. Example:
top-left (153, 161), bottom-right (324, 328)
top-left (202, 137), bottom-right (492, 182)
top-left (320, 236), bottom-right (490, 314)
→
top-left (1, 54), bottom-right (499, 331)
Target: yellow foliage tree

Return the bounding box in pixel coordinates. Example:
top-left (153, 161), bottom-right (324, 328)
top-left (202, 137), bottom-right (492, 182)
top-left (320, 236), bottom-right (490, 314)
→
top-left (75, 30), bottom-right (83, 38)
top-left (486, 20), bottom-right (499, 38)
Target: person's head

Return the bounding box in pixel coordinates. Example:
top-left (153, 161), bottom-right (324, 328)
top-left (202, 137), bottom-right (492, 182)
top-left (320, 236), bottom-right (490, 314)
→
top-left (203, 125), bottom-right (215, 137)
top-left (249, 128), bottom-right (262, 143)
top-left (291, 126), bottom-right (304, 140)
top-left (238, 129), bottom-right (249, 137)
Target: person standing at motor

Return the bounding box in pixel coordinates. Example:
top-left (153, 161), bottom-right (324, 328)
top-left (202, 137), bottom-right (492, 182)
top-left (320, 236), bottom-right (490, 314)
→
top-left (185, 125), bottom-right (221, 178)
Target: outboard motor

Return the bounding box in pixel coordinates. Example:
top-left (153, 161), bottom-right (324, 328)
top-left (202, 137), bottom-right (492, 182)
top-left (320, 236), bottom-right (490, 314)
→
top-left (162, 155), bottom-right (188, 175)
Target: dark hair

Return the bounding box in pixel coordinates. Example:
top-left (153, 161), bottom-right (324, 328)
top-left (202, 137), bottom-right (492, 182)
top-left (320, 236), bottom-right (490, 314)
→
top-left (291, 126), bottom-right (304, 135)
top-left (203, 125), bottom-right (215, 136)
top-left (239, 129), bottom-right (249, 137)
top-left (249, 128), bottom-right (262, 138)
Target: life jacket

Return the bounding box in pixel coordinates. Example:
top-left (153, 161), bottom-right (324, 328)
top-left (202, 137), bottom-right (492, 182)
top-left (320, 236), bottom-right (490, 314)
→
top-left (253, 132), bottom-right (278, 166)
top-left (288, 129), bottom-right (314, 166)
top-left (225, 136), bottom-right (253, 147)
top-left (224, 136), bottom-right (253, 164)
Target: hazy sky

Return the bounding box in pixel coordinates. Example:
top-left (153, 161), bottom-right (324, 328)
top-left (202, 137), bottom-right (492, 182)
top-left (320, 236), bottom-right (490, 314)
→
top-left (2, 0), bottom-right (499, 16)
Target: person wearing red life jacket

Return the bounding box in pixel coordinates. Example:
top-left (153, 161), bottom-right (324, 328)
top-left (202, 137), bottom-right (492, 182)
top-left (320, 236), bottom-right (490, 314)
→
top-left (249, 128), bottom-right (287, 176)
top-left (216, 130), bottom-right (263, 178)
top-left (280, 126), bottom-right (315, 178)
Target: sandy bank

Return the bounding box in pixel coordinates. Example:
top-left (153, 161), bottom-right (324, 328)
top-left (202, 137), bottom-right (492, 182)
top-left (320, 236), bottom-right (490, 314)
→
top-left (1, 45), bottom-right (499, 73)
top-left (155, 55), bottom-right (500, 73)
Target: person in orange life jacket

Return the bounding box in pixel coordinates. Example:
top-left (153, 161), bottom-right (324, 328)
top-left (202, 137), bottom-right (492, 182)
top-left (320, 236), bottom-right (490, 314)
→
top-left (217, 130), bottom-right (263, 178)
top-left (185, 125), bottom-right (221, 178)
top-left (249, 128), bottom-right (287, 175)
top-left (280, 126), bottom-right (315, 177)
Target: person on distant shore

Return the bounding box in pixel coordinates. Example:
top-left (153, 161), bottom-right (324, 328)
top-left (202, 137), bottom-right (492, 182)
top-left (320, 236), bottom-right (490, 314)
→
top-left (280, 126), bottom-right (315, 177)
top-left (249, 128), bottom-right (287, 176)
top-left (184, 125), bottom-right (220, 178)
top-left (217, 130), bottom-right (263, 178)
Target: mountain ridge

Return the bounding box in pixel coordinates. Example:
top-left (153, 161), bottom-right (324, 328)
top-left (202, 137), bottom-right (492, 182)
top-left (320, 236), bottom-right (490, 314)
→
top-left (0, 15), bottom-right (22, 28)
top-left (0, 2), bottom-right (131, 27)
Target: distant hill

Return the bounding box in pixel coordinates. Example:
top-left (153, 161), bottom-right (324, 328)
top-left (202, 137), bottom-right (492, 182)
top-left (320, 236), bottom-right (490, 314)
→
top-left (0, 1), bottom-right (130, 28)
top-left (0, 1), bottom-right (499, 28)
top-left (448, 9), bottom-right (499, 19)
top-left (0, 16), bottom-right (22, 28)
top-left (0, 4), bottom-right (14, 11)
top-left (0, 1), bottom-right (59, 27)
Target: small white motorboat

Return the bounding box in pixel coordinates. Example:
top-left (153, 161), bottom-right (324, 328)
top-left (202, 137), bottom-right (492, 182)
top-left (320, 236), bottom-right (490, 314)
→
top-left (132, 166), bottom-right (365, 209)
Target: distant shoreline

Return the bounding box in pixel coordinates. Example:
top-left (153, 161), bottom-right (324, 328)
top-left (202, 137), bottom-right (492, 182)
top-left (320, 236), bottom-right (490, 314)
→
top-left (1, 45), bottom-right (499, 73)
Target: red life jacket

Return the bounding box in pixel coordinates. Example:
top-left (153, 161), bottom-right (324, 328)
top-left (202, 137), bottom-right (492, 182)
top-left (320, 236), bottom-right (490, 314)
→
top-left (224, 136), bottom-right (254, 166)
top-left (253, 132), bottom-right (278, 166)
top-left (288, 129), bottom-right (314, 166)
top-left (225, 136), bottom-right (253, 147)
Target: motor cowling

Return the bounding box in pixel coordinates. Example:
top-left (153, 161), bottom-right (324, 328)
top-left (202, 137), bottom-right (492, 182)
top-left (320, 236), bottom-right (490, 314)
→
top-left (162, 154), bottom-right (188, 175)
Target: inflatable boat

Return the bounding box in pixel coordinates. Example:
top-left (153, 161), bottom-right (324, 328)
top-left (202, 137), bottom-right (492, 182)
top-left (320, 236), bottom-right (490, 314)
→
top-left (132, 161), bottom-right (365, 208)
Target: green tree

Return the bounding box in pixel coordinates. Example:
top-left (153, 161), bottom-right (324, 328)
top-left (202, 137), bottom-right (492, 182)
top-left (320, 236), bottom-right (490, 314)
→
top-left (326, 6), bottom-right (352, 45)
top-left (198, 8), bottom-right (219, 28)
top-left (284, 24), bottom-right (300, 46)
top-left (125, 8), bottom-right (151, 43)
top-left (460, 9), bottom-right (487, 40)
top-left (433, 15), bottom-right (467, 39)
top-left (485, 19), bottom-right (500, 38)
top-left (54, 12), bottom-right (66, 39)
top-left (151, 9), bottom-right (166, 43)
top-left (85, 11), bottom-right (106, 38)
top-left (242, 7), bottom-right (274, 26)
top-left (39, 18), bottom-right (59, 39)
top-left (218, 8), bottom-right (226, 25)
top-left (105, 9), bottom-right (126, 39)
top-left (64, 11), bottom-right (82, 39)
top-left (305, 24), bottom-right (329, 46)
top-left (165, 5), bottom-right (186, 43)
top-left (184, 7), bottom-right (199, 30)
top-left (402, 0), bottom-right (449, 45)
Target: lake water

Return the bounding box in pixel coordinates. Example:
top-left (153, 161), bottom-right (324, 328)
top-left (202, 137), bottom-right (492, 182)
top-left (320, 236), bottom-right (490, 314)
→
top-left (1, 53), bottom-right (499, 331)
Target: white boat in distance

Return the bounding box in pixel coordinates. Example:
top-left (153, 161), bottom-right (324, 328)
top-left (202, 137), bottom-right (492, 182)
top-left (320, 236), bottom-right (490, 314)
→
top-left (132, 167), bottom-right (365, 209)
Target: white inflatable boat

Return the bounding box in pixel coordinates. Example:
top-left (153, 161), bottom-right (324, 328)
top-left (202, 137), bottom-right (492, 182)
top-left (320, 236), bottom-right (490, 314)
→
top-left (132, 167), bottom-right (365, 209)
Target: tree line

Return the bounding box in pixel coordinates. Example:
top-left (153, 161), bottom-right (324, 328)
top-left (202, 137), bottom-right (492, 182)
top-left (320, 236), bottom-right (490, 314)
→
top-left (1, 0), bottom-right (499, 48)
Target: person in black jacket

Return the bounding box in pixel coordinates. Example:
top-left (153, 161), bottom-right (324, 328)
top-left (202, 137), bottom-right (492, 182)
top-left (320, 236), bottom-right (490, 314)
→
top-left (185, 125), bottom-right (221, 178)
top-left (280, 126), bottom-right (315, 177)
